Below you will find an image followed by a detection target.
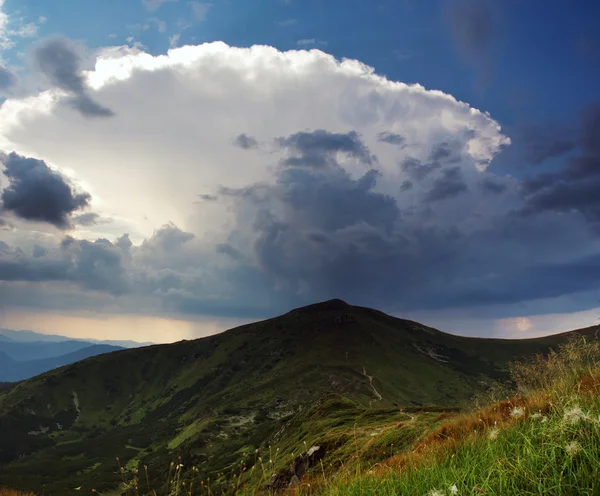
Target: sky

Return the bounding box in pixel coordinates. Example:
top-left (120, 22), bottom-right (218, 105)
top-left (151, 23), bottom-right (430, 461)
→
top-left (0, 0), bottom-right (599, 343)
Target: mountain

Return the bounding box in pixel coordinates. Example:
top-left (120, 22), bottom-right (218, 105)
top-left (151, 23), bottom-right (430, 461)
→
top-left (0, 345), bottom-right (124, 382)
top-left (0, 340), bottom-right (98, 362)
top-left (0, 299), bottom-right (597, 494)
top-left (0, 328), bottom-right (152, 348)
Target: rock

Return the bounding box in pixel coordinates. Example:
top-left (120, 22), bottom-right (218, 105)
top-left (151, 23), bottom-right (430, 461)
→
top-left (267, 444), bottom-right (327, 492)
top-left (288, 475), bottom-right (300, 489)
top-left (269, 470), bottom-right (293, 490)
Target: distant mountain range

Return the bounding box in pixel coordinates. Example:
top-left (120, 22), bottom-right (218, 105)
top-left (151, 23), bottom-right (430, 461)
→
top-left (0, 328), bottom-right (151, 382)
top-left (0, 328), bottom-right (153, 348)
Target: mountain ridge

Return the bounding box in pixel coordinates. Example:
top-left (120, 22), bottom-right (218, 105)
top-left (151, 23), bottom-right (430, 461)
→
top-left (0, 300), bottom-right (598, 494)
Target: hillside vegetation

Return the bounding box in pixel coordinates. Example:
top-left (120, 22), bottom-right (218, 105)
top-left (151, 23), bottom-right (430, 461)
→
top-left (1, 300), bottom-right (599, 494)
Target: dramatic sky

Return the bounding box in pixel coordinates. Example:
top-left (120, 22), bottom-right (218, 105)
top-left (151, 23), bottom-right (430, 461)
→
top-left (0, 0), bottom-right (599, 342)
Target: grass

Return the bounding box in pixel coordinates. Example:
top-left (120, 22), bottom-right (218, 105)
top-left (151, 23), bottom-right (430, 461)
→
top-left (2, 303), bottom-right (600, 495)
top-left (70, 335), bottom-right (600, 495)
top-left (315, 336), bottom-right (600, 495)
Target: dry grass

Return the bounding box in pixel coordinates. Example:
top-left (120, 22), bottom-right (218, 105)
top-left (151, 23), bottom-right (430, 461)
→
top-left (304, 334), bottom-right (600, 495)
top-left (0, 490), bottom-right (37, 496)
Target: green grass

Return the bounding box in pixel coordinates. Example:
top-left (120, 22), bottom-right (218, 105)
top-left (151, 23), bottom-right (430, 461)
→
top-left (315, 336), bottom-right (600, 496)
top-left (322, 397), bottom-right (600, 495)
top-left (1, 301), bottom-right (600, 495)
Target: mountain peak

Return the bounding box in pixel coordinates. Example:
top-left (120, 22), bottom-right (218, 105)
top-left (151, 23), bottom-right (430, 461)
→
top-left (293, 299), bottom-right (351, 313)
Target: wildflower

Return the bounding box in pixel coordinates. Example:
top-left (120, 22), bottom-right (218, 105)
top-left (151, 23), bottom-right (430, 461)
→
top-left (541, 416), bottom-right (548, 423)
top-left (530, 412), bottom-right (543, 420)
top-left (488, 428), bottom-right (499, 440)
top-left (450, 484), bottom-right (459, 495)
top-left (565, 441), bottom-right (581, 456)
top-left (510, 406), bottom-right (524, 418)
top-left (428, 490), bottom-right (444, 496)
top-left (564, 406), bottom-right (589, 425)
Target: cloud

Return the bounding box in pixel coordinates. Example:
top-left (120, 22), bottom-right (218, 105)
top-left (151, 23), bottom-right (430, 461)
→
top-left (480, 176), bottom-right (507, 194)
top-left (142, 0), bottom-right (177, 12)
top-left (10, 42), bottom-right (594, 327)
top-left (33, 37), bottom-right (114, 117)
top-left (188, 1), bottom-right (212, 21)
top-left (518, 102), bottom-right (600, 223)
top-left (0, 64), bottom-right (16, 92)
top-left (197, 194), bottom-right (218, 201)
top-left (296, 39), bottom-right (327, 47)
top-left (494, 122), bottom-right (576, 169)
top-left (377, 132), bottom-right (405, 146)
top-left (0, 0), bottom-right (43, 51)
top-left (0, 237), bottom-right (130, 294)
top-left (0, 152), bottom-right (91, 228)
top-left (234, 133), bottom-right (258, 150)
top-left (73, 212), bottom-right (112, 226)
top-left (424, 166), bottom-right (468, 202)
top-left (277, 129), bottom-right (376, 168)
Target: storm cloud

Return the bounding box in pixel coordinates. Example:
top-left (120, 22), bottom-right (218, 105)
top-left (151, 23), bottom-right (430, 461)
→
top-left (277, 129), bottom-right (376, 168)
top-left (519, 102), bottom-right (600, 223)
top-left (3, 41), bottom-right (597, 334)
top-left (0, 152), bottom-right (91, 228)
top-left (34, 37), bottom-right (114, 117)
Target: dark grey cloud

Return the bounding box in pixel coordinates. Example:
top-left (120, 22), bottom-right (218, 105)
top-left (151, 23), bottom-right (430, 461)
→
top-left (425, 167), bottom-right (468, 202)
top-left (233, 133), bottom-right (259, 150)
top-left (216, 243), bottom-right (245, 261)
top-left (0, 66), bottom-right (17, 92)
top-left (400, 180), bottom-right (413, 191)
top-left (33, 37), bottom-right (114, 118)
top-left (0, 152), bottom-right (91, 228)
top-left (0, 237), bottom-right (129, 295)
top-left (581, 101), bottom-right (600, 156)
top-left (377, 132), bottom-right (405, 146)
top-left (480, 177), bottom-right (507, 194)
top-left (73, 212), bottom-right (112, 226)
top-left (494, 123), bottom-right (576, 169)
top-left (519, 102), bottom-right (600, 222)
top-left (277, 129), bottom-right (376, 168)
top-left (402, 157), bottom-right (441, 182)
top-left (197, 194), bottom-right (218, 201)
top-left (430, 141), bottom-right (462, 163)
top-left (32, 245), bottom-right (47, 258)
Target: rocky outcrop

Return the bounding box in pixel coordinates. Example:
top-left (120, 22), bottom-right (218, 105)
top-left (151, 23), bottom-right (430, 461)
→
top-left (268, 444), bottom-right (327, 491)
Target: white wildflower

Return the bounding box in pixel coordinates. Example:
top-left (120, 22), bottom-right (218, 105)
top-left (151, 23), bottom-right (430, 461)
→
top-left (488, 427), bottom-right (499, 440)
top-left (563, 406), bottom-right (589, 425)
top-left (541, 416), bottom-right (548, 423)
top-left (428, 490), bottom-right (444, 496)
top-left (510, 406), bottom-right (524, 418)
top-left (530, 412), bottom-right (543, 420)
top-left (565, 441), bottom-right (581, 456)
top-left (450, 484), bottom-right (459, 495)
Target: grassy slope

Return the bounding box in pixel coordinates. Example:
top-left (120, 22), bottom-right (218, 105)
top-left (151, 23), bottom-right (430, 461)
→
top-left (321, 339), bottom-right (600, 496)
top-left (0, 300), bottom-right (597, 494)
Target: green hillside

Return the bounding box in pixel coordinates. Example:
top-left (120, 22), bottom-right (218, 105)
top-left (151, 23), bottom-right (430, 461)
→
top-left (0, 299), bottom-right (597, 494)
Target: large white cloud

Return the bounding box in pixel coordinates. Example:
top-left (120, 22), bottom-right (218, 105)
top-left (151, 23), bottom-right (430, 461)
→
top-left (0, 42), bottom-right (508, 237)
top-left (1, 41), bottom-right (599, 339)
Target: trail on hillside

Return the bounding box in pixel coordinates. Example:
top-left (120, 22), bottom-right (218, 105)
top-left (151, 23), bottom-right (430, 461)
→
top-left (362, 366), bottom-right (383, 400)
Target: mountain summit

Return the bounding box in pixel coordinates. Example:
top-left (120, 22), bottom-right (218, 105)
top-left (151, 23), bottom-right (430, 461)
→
top-left (0, 300), bottom-right (595, 493)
